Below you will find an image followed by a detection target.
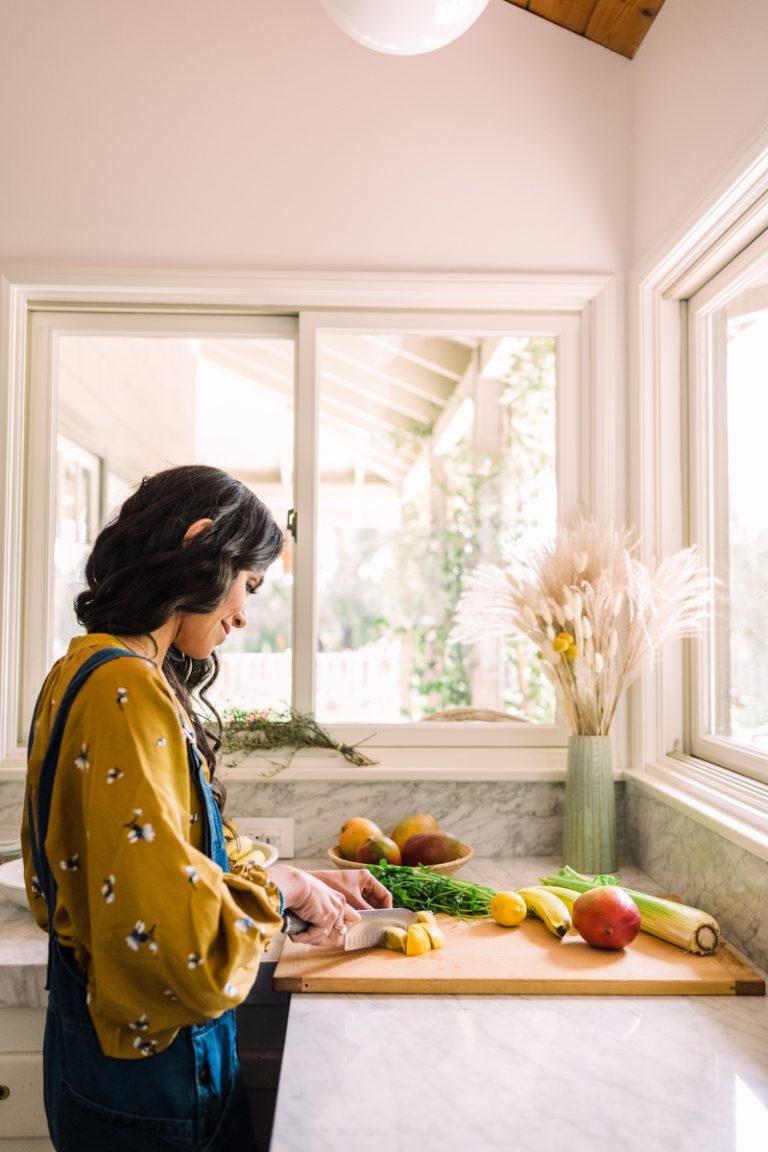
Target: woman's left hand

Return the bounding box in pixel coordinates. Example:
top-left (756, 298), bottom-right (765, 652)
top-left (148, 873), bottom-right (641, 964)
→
top-left (305, 869), bottom-right (393, 911)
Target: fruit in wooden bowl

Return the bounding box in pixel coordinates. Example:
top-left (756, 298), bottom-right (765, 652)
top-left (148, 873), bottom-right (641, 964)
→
top-left (390, 812), bottom-right (439, 851)
top-left (354, 835), bottom-right (401, 865)
top-left (338, 817), bottom-right (383, 861)
top-left (400, 831), bottom-right (465, 867)
top-left (327, 841), bottom-right (473, 875)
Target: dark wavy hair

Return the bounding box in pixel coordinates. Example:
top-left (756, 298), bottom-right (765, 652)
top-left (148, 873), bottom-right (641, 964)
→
top-left (75, 465), bottom-right (284, 809)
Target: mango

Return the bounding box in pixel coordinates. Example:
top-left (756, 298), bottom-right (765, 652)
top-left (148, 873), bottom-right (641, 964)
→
top-left (339, 817), bottom-right (383, 860)
top-left (354, 835), bottom-right (402, 866)
top-left (390, 812), bottom-right (439, 851)
top-left (401, 832), bottom-right (465, 867)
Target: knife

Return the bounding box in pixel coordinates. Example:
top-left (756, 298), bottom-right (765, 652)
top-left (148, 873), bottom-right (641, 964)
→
top-left (283, 907), bottom-right (417, 951)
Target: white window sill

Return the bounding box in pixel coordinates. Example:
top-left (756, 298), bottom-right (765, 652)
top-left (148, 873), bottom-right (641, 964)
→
top-left (217, 744), bottom-right (572, 782)
top-left (625, 753), bottom-right (768, 866)
top-left (212, 721), bottom-right (575, 782)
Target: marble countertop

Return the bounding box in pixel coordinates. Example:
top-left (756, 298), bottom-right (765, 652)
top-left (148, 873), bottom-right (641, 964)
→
top-left (3, 857), bottom-right (768, 1151)
top-left (270, 856), bottom-right (768, 1152)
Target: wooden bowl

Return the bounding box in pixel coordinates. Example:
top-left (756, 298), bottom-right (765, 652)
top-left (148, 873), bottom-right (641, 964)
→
top-left (327, 842), bottom-right (474, 876)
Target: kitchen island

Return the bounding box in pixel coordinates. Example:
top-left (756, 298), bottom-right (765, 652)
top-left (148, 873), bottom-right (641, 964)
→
top-left (2, 857), bottom-right (767, 1151)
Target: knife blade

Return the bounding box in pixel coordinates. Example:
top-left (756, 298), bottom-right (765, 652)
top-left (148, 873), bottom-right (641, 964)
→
top-left (283, 907), bottom-right (417, 951)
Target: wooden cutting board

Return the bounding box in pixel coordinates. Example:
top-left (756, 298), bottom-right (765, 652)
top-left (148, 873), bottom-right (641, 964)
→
top-left (274, 914), bottom-right (765, 996)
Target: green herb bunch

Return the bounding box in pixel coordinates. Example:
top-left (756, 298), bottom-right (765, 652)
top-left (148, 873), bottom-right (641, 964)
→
top-left (368, 862), bottom-right (496, 918)
top-left (221, 705), bottom-right (378, 768)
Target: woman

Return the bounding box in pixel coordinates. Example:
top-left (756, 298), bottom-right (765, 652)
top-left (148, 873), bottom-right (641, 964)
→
top-left (22, 465), bottom-right (391, 1152)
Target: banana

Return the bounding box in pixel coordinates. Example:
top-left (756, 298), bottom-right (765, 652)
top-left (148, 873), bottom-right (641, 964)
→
top-left (536, 885), bottom-right (580, 912)
top-left (226, 834), bottom-right (255, 862)
top-left (516, 886), bottom-right (572, 939)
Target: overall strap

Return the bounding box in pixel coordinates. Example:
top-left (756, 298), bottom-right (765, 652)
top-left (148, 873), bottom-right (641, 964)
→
top-left (26, 648), bottom-right (145, 915)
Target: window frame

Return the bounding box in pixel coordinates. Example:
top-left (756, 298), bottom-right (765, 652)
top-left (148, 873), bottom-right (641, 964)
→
top-left (627, 145), bottom-right (768, 863)
top-left (0, 269), bottom-right (618, 779)
top-left (686, 229), bottom-right (768, 787)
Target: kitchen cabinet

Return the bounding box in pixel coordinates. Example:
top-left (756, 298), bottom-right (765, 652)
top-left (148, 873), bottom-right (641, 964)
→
top-left (236, 960), bottom-right (291, 1150)
top-left (0, 995), bottom-right (289, 1152)
top-left (0, 1009), bottom-right (52, 1150)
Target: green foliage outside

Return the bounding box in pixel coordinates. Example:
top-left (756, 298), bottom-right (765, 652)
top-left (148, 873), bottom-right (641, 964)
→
top-left (393, 337), bottom-right (558, 721)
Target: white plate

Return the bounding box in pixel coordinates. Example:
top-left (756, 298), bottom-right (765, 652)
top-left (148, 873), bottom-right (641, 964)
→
top-left (0, 857), bottom-right (28, 909)
top-left (230, 839), bottom-right (279, 869)
top-left (0, 824), bottom-right (22, 855)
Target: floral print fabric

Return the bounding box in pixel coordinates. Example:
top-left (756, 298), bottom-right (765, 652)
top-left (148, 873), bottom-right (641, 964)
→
top-left (22, 634), bottom-right (283, 1059)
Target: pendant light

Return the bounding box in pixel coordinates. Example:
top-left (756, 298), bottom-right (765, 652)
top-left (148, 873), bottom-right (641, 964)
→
top-left (319, 0), bottom-right (491, 56)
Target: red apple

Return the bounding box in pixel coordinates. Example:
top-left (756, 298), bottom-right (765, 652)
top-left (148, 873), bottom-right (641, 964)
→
top-left (572, 886), bottom-right (642, 950)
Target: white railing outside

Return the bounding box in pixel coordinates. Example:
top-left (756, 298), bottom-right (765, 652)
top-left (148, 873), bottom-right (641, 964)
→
top-left (213, 641), bottom-right (404, 722)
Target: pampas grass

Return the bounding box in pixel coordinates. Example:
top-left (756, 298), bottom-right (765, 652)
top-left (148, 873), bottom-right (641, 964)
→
top-left (452, 518), bottom-right (710, 735)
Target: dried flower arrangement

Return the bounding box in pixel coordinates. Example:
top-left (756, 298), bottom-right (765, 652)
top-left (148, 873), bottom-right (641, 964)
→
top-left (452, 518), bottom-right (710, 736)
top-left (221, 705), bottom-right (378, 769)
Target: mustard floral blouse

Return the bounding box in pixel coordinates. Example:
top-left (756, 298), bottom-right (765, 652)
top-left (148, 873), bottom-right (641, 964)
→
top-left (22, 634), bottom-right (284, 1059)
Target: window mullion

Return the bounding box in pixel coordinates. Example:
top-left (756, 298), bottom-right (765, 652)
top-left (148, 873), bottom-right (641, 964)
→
top-left (292, 314), bottom-right (320, 712)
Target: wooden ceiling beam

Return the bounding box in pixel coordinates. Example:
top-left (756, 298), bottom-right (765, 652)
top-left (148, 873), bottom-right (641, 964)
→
top-left (502, 0), bottom-right (665, 59)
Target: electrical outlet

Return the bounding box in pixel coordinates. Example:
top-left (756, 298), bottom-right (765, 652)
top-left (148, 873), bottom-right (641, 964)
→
top-left (232, 816), bottom-right (294, 859)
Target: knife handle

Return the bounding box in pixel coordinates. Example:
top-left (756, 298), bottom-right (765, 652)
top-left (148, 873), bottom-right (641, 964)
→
top-left (282, 910), bottom-right (310, 936)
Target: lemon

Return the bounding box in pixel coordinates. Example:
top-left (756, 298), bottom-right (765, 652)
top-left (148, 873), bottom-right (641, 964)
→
top-left (405, 924), bottom-right (432, 956)
top-left (490, 891), bottom-right (527, 927)
top-left (383, 927), bottom-right (407, 952)
top-left (421, 923), bottom-right (446, 950)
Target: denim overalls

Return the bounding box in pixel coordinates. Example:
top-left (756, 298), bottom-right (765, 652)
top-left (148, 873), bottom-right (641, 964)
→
top-left (27, 648), bottom-right (259, 1152)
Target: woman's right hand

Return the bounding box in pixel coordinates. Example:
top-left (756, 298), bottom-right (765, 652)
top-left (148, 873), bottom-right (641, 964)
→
top-left (269, 863), bottom-right (362, 948)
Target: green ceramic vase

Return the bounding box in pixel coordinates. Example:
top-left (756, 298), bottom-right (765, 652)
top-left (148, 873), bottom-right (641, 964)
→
top-left (562, 734), bottom-right (617, 873)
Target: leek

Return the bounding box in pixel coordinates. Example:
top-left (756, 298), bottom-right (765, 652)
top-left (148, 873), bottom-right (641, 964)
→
top-left (540, 865), bottom-right (720, 955)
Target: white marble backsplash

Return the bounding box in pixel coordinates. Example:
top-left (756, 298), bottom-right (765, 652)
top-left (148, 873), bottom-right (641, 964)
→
top-left (221, 778), bottom-right (582, 857)
top-left (624, 779), bottom-right (768, 975)
top-left (0, 783), bottom-right (23, 829)
top-left (1, 777), bottom-right (594, 857)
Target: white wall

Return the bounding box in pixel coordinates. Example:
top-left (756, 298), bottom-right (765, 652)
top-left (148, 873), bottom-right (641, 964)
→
top-left (0, 0), bottom-right (630, 274)
top-left (632, 0), bottom-right (768, 268)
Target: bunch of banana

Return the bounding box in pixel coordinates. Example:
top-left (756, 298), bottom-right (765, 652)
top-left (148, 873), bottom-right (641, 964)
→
top-left (516, 886), bottom-right (574, 939)
top-left (225, 831), bottom-right (268, 870)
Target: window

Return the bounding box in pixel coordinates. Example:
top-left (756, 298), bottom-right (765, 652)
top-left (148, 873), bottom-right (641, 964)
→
top-left (688, 229), bottom-right (768, 786)
top-left (21, 313), bottom-right (297, 735)
top-left (314, 328), bottom-right (557, 724)
top-left (0, 272), bottom-right (613, 774)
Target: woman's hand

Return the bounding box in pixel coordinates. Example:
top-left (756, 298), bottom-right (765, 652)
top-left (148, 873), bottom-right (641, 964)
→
top-left (269, 864), bottom-right (392, 948)
top-left (269, 863), bottom-right (361, 948)
top-left (305, 869), bottom-right (393, 911)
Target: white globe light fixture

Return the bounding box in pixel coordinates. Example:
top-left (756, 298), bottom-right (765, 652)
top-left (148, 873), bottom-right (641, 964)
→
top-left (319, 0), bottom-right (491, 56)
